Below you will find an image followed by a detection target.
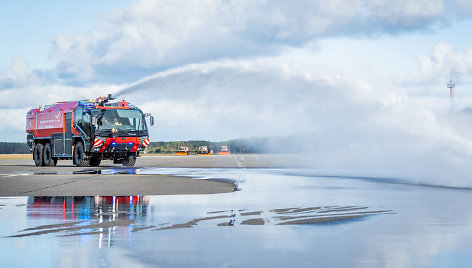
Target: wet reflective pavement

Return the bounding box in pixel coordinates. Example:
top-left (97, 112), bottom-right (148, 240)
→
top-left (2, 168), bottom-right (472, 267)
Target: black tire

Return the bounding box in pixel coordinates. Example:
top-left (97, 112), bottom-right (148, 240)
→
top-left (33, 143), bottom-right (44, 167)
top-left (89, 156), bottom-right (101, 167)
top-left (43, 143), bottom-right (57, 167)
top-left (73, 142), bottom-right (90, 167)
top-left (122, 155), bottom-right (136, 167)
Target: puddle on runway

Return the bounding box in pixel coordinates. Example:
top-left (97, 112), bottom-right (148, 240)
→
top-left (6, 196), bottom-right (390, 237)
top-left (3, 168), bottom-right (472, 267)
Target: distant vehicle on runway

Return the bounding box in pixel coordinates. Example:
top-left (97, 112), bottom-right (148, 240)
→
top-left (197, 146), bottom-right (212, 155)
top-left (26, 94), bottom-right (154, 167)
top-left (176, 146), bottom-right (189, 156)
top-left (217, 145), bottom-right (231, 155)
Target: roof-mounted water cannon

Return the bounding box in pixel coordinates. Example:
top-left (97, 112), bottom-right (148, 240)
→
top-left (104, 93), bottom-right (115, 104)
top-left (96, 93), bottom-right (116, 106)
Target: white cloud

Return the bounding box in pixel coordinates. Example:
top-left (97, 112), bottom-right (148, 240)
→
top-left (0, 58), bottom-right (49, 89)
top-left (370, 0), bottom-right (444, 24)
top-left (0, 108), bottom-right (27, 141)
top-left (45, 0), bottom-right (469, 84)
top-left (402, 43), bottom-right (472, 88)
top-left (1, 0), bottom-right (469, 88)
top-left (451, 0), bottom-right (472, 16)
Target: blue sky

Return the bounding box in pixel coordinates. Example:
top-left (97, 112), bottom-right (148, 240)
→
top-left (2, 0), bottom-right (472, 144)
top-left (0, 0), bottom-right (131, 69)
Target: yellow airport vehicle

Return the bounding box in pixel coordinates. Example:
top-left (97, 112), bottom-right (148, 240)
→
top-left (176, 146), bottom-right (189, 156)
top-left (217, 145), bottom-right (231, 155)
top-left (197, 146), bottom-right (212, 155)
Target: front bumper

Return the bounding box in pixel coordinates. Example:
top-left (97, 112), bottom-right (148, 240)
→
top-left (90, 136), bottom-right (150, 154)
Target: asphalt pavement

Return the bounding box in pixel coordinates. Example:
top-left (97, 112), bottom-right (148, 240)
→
top-left (0, 154), bottom-right (309, 196)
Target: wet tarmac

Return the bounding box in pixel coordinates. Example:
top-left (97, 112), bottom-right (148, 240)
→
top-left (2, 157), bottom-right (472, 266)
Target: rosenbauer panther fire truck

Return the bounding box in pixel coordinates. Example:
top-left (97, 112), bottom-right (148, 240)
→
top-left (26, 94), bottom-right (154, 167)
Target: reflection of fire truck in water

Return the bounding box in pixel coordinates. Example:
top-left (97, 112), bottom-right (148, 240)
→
top-left (27, 196), bottom-right (149, 220)
top-left (26, 94), bottom-right (154, 167)
top-left (27, 196), bottom-right (149, 247)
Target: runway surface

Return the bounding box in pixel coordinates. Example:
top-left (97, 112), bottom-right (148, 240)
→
top-left (2, 155), bottom-right (472, 267)
top-left (0, 154), bottom-right (290, 196)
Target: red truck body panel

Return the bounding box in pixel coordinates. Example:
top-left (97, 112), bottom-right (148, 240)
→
top-left (26, 102), bottom-right (78, 138)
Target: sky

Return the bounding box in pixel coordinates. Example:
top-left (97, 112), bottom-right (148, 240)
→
top-left (3, 0), bottom-right (472, 184)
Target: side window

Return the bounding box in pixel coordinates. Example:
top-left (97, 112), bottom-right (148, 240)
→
top-left (73, 106), bottom-right (93, 136)
top-left (74, 106), bottom-right (83, 125)
top-left (82, 112), bottom-right (90, 123)
top-left (82, 112), bottom-right (92, 136)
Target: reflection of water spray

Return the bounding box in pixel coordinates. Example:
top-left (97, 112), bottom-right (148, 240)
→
top-left (236, 155), bottom-right (246, 190)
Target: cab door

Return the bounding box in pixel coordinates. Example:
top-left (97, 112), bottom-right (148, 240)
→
top-left (64, 112), bottom-right (72, 155)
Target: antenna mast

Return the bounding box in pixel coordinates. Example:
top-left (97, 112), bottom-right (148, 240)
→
top-left (447, 80), bottom-right (455, 114)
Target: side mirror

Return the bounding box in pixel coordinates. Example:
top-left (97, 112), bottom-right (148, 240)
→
top-left (150, 116), bottom-right (155, 126)
top-left (91, 116), bottom-right (97, 126)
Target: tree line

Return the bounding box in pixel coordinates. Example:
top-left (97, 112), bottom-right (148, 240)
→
top-left (145, 136), bottom-right (305, 154)
top-left (0, 136), bottom-right (306, 154)
top-left (0, 142), bottom-right (30, 154)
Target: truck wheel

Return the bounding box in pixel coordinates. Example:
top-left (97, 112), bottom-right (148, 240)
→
top-left (90, 156), bottom-right (101, 167)
top-left (33, 143), bottom-right (44, 167)
top-left (122, 155), bottom-right (136, 167)
top-left (73, 142), bottom-right (90, 167)
top-left (43, 143), bottom-right (57, 167)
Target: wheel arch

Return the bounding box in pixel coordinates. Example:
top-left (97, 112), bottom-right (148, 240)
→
top-left (32, 137), bottom-right (52, 148)
top-left (72, 136), bottom-right (87, 151)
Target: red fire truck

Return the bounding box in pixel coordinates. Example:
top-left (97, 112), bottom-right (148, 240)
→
top-left (26, 94), bottom-right (154, 167)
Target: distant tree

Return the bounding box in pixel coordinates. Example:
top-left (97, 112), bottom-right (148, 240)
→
top-left (0, 142), bottom-right (30, 154)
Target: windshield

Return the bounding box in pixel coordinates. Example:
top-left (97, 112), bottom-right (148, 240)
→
top-left (96, 109), bottom-right (147, 132)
